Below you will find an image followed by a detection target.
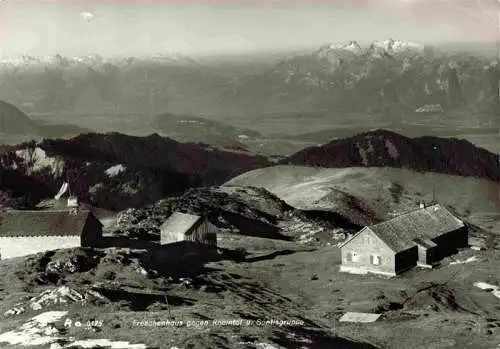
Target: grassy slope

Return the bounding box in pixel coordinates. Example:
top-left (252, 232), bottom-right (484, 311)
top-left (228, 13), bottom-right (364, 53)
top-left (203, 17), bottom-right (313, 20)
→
top-left (214, 235), bottom-right (500, 349)
top-left (0, 245), bottom-right (379, 349)
top-left (225, 165), bottom-right (500, 233)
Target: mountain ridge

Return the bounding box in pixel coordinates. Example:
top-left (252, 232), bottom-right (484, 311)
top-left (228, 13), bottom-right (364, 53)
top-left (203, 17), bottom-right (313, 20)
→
top-left (0, 132), bottom-right (272, 211)
top-left (281, 129), bottom-right (500, 181)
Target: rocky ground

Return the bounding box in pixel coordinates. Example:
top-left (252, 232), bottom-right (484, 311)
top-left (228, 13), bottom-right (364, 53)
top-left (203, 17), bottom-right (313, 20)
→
top-left (0, 230), bottom-right (498, 349)
top-left (110, 185), bottom-right (353, 246)
top-left (0, 244), bottom-right (379, 349)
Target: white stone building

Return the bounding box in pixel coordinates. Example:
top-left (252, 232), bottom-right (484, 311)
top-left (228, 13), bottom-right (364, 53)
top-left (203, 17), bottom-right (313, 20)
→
top-left (0, 209), bottom-right (103, 259)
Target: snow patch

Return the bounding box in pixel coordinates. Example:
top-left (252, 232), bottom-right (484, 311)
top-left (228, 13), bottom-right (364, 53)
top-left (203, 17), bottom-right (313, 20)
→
top-left (415, 104), bottom-right (443, 113)
top-left (105, 164), bottom-right (126, 177)
top-left (4, 287), bottom-right (107, 316)
top-left (29, 287), bottom-right (106, 311)
top-left (385, 139), bottom-right (400, 159)
top-left (66, 339), bottom-right (147, 348)
top-left (282, 217), bottom-right (345, 244)
top-left (15, 147), bottom-right (65, 176)
top-left (0, 311), bottom-right (149, 348)
top-left (449, 256), bottom-right (478, 265)
top-left (0, 311), bottom-right (68, 346)
top-left (4, 306), bottom-right (25, 316)
top-left (329, 41), bottom-right (363, 54)
top-left (255, 343), bottom-right (284, 349)
top-left (339, 267), bottom-right (368, 275)
top-left (136, 267), bottom-right (149, 276)
top-left (373, 39), bottom-right (423, 53)
top-left (178, 120), bottom-right (203, 124)
top-left (474, 282), bottom-right (500, 299)
top-left (355, 142), bottom-right (369, 166)
top-left (339, 312), bottom-right (381, 323)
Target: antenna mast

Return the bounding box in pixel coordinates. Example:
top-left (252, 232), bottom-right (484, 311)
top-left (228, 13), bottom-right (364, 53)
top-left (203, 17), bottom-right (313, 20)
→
top-left (66, 171), bottom-right (72, 197)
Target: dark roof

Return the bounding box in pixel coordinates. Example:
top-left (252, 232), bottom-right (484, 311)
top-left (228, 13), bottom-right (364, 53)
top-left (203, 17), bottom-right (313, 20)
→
top-left (340, 204), bottom-right (464, 253)
top-left (160, 212), bottom-right (202, 235)
top-left (0, 209), bottom-right (96, 237)
top-left (369, 204), bottom-right (464, 252)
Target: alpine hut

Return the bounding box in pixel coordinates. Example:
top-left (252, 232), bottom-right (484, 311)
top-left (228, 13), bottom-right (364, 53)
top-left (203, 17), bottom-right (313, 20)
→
top-left (339, 204), bottom-right (468, 276)
top-left (160, 212), bottom-right (217, 247)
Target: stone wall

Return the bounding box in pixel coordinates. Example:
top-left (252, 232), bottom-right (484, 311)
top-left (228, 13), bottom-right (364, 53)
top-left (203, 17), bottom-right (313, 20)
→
top-left (340, 227), bottom-right (396, 276)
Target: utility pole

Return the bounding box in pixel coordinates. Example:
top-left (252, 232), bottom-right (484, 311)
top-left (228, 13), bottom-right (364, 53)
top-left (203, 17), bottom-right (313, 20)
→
top-left (497, 0), bottom-right (500, 167)
top-left (432, 145), bottom-right (438, 204)
top-left (165, 295), bottom-right (172, 320)
top-left (497, 0), bottom-right (500, 103)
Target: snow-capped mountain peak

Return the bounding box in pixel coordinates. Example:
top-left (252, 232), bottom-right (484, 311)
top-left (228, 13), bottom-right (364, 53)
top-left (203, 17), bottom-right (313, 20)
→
top-left (316, 39), bottom-right (424, 61)
top-left (328, 40), bottom-right (363, 53)
top-left (372, 38), bottom-right (424, 53)
top-left (0, 51), bottom-right (198, 70)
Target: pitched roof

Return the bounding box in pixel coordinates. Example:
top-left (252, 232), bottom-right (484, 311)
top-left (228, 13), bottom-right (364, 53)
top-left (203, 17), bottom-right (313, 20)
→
top-left (160, 212), bottom-right (202, 235)
top-left (340, 204), bottom-right (464, 253)
top-left (0, 209), bottom-right (95, 237)
top-left (369, 204), bottom-right (464, 252)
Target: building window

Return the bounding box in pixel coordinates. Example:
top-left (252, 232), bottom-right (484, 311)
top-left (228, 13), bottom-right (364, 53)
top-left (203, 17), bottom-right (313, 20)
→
top-left (370, 255), bottom-right (382, 265)
top-left (364, 236), bottom-right (371, 245)
top-left (345, 251), bottom-right (359, 262)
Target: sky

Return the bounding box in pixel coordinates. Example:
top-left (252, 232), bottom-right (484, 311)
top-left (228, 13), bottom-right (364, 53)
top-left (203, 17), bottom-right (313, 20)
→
top-left (0, 0), bottom-right (498, 58)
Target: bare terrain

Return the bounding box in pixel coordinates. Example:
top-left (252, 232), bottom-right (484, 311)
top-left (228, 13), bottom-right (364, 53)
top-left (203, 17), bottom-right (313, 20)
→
top-left (0, 228), bottom-right (498, 349)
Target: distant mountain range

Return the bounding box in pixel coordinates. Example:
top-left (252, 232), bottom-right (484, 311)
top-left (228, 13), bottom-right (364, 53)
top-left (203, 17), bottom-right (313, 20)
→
top-left (0, 40), bottom-right (497, 115)
top-left (229, 39), bottom-right (499, 114)
top-left (0, 52), bottom-right (226, 114)
top-left (0, 52), bottom-right (199, 70)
